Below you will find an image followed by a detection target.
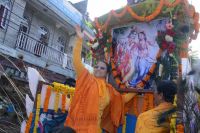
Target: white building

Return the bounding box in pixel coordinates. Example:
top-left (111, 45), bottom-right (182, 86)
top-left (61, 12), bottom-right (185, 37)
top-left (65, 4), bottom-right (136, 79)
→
top-left (0, 0), bottom-right (94, 82)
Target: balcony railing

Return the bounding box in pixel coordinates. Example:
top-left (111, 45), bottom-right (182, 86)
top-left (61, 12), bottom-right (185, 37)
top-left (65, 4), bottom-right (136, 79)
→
top-left (16, 32), bottom-right (73, 70)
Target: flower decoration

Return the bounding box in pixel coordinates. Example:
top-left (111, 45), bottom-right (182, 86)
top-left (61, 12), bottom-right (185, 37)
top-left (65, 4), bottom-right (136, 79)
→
top-left (165, 35), bottom-right (173, 42)
top-left (162, 40), bottom-right (168, 49)
top-left (167, 42), bottom-right (176, 54)
top-left (160, 21), bottom-right (176, 54)
top-left (86, 28), bottom-right (112, 61)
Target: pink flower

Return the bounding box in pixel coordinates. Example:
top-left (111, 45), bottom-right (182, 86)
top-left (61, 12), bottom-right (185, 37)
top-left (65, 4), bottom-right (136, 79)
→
top-left (166, 29), bottom-right (175, 36)
top-left (99, 33), bottom-right (103, 38)
top-left (89, 39), bottom-right (94, 44)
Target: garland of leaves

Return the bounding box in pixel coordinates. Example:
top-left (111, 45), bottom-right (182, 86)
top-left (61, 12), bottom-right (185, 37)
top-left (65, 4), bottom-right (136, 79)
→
top-left (87, 0), bottom-right (199, 90)
top-left (94, 0), bottom-right (182, 31)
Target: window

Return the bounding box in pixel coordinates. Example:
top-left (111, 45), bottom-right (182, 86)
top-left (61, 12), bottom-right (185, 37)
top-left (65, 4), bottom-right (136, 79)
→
top-left (5, 66), bottom-right (26, 79)
top-left (0, 0), bottom-right (11, 29)
top-left (15, 70), bottom-right (20, 77)
top-left (39, 26), bottom-right (49, 45)
top-left (19, 16), bottom-right (30, 33)
top-left (57, 36), bottom-right (65, 52)
top-left (19, 24), bottom-right (28, 33)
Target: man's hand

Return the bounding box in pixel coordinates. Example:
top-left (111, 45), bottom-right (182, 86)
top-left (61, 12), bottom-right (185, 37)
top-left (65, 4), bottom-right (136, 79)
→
top-left (75, 25), bottom-right (84, 38)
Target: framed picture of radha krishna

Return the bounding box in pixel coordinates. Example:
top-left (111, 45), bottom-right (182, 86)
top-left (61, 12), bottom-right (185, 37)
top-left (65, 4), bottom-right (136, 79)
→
top-left (112, 19), bottom-right (169, 89)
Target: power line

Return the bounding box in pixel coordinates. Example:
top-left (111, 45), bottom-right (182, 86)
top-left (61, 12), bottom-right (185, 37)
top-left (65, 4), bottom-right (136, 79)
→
top-left (0, 16), bottom-right (36, 36)
top-left (2, 7), bottom-right (76, 40)
top-left (7, 1), bottom-right (75, 31)
top-left (12, 0), bottom-right (90, 34)
top-left (0, 1), bottom-right (91, 48)
top-left (2, 0), bottom-right (92, 38)
top-left (4, 9), bottom-right (43, 33)
top-left (0, 6), bottom-right (65, 39)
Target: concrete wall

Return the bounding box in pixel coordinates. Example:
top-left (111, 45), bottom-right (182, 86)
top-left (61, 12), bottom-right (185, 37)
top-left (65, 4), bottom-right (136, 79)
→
top-left (3, 0), bottom-right (26, 48)
top-left (0, 0), bottom-right (93, 78)
top-left (24, 5), bottom-right (70, 52)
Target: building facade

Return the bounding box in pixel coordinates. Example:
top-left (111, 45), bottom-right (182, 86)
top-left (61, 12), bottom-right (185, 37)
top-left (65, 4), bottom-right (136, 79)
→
top-left (0, 0), bottom-right (94, 83)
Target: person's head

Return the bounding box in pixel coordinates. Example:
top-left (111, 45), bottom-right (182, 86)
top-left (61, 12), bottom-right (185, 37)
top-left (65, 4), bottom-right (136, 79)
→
top-left (154, 80), bottom-right (177, 105)
top-left (93, 61), bottom-right (110, 79)
top-left (138, 32), bottom-right (146, 41)
top-left (128, 29), bottom-right (137, 39)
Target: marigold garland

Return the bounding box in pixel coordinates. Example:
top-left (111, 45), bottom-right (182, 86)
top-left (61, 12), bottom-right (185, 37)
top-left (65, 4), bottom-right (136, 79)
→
top-left (133, 96), bottom-right (139, 116)
top-left (164, 0), bottom-right (181, 7)
top-left (54, 91), bottom-right (60, 113)
top-left (132, 93), bottom-right (154, 116)
top-left (145, 0), bottom-right (164, 22)
top-left (34, 94), bottom-right (41, 133)
top-left (43, 86), bottom-right (52, 112)
top-left (170, 95), bottom-right (177, 133)
top-left (94, 0), bottom-right (198, 80)
top-left (111, 8), bottom-right (127, 18)
top-left (25, 112), bottom-right (33, 133)
top-left (147, 93), bottom-right (154, 109)
top-left (52, 82), bottom-right (75, 112)
top-left (70, 94), bottom-right (73, 106)
top-left (176, 124), bottom-right (184, 133)
top-left (126, 6), bottom-right (145, 22)
top-left (94, 0), bottom-right (182, 31)
top-left (62, 94), bottom-right (66, 113)
top-left (26, 83), bottom-right (75, 132)
top-left (111, 57), bottom-right (157, 89)
top-left (52, 82), bottom-right (75, 94)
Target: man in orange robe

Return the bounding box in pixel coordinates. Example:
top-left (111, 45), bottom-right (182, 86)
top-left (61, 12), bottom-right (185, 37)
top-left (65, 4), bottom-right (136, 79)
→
top-left (65, 26), bottom-right (136, 133)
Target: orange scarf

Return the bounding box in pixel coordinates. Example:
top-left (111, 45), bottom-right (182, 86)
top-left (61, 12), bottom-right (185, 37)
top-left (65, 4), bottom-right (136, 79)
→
top-left (65, 69), bottom-right (124, 133)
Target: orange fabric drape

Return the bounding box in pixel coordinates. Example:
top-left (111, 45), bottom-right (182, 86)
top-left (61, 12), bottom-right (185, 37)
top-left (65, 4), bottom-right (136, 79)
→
top-left (43, 86), bottom-right (51, 112)
top-left (65, 69), bottom-right (99, 133)
top-left (65, 69), bottom-right (125, 133)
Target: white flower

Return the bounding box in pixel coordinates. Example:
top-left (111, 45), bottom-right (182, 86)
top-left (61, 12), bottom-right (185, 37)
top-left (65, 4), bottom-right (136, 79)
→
top-left (91, 42), bottom-right (99, 49)
top-left (104, 47), bottom-right (107, 52)
top-left (165, 35), bottom-right (173, 42)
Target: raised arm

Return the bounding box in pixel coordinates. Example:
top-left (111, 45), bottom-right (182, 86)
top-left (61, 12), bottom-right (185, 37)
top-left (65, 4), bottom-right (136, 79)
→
top-left (73, 26), bottom-right (85, 78)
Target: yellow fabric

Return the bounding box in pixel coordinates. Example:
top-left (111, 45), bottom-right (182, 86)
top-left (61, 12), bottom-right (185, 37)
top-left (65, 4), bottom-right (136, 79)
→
top-left (92, 78), bottom-right (110, 132)
top-left (170, 95), bottom-right (177, 133)
top-left (95, 78), bottom-right (110, 130)
top-left (135, 102), bottom-right (174, 133)
top-left (34, 94), bottom-right (41, 133)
